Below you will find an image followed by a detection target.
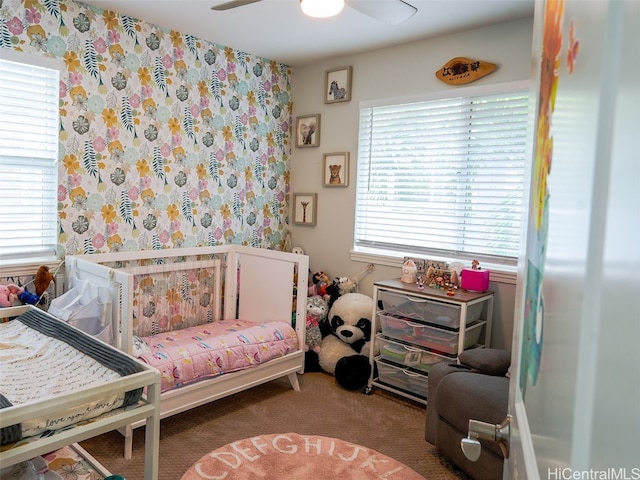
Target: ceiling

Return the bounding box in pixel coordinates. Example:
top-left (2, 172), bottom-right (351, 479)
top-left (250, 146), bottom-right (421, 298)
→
top-left (82, 0), bottom-right (534, 66)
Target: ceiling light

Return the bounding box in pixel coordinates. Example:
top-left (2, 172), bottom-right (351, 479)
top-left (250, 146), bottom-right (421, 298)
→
top-left (300, 0), bottom-right (345, 18)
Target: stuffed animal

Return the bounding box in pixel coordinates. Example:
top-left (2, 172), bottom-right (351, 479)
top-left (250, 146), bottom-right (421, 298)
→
top-left (325, 264), bottom-right (376, 310)
top-left (19, 288), bottom-right (43, 305)
top-left (0, 284), bottom-right (13, 307)
top-left (333, 276), bottom-right (357, 296)
top-left (309, 271), bottom-right (330, 298)
top-left (305, 295), bottom-right (328, 353)
top-left (317, 292), bottom-right (377, 391)
top-left (34, 265), bottom-right (55, 296)
top-left (0, 284), bottom-right (25, 307)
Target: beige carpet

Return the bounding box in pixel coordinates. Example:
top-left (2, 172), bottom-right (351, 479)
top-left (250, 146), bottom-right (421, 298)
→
top-left (80, 372), bottom-right (470, 479)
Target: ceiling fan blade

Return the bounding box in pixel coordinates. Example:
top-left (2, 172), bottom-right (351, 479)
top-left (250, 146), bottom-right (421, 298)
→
top-left (211, 0), bottom-right (263, 11)
top-left (347, 0), bottom-right (417, 25)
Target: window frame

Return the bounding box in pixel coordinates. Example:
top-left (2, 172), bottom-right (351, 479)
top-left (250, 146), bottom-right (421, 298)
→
top-left (351, 80), bottom-right (530, 281)
top-left (0, 50), bottom-right (62, 264)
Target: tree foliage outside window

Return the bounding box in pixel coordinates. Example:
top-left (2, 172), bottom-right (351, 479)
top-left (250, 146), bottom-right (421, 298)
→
top-left (355, 81), bottom-right (529, 266)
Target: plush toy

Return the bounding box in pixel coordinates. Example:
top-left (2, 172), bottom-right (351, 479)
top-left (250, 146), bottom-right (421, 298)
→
top-left (19, 288), bottom-right (43, 305)
top-left (0, 285), bottom-right (13, 307)
top-left (308, 271), bottom-right (330, 298)
top-left (324, 264), bottom-right (376, 310)
top-left (0, 284), bottom-right (25, 307)
top-left (317, 292), bottom-right (377, 391)
top-left (305, 295), bottom-right (328, 353)
top-left (34, 265), bottom-right (55, 296)
top-left (333, 276), bottom-right (357, 296)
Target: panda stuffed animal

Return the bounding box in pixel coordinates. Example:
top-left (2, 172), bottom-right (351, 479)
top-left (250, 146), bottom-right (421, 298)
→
top-left (318, 292), bottom-right (377, 391)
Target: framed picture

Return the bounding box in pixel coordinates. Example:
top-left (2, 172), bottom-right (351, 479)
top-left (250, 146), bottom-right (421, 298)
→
top-left (325, 66), bottom-right (352, 103)
top-left (295, 114), bottom-right (320, 148)
top-left (292, 193), bottom-right (317, 226)
top-left (322, 152), bottom-right (349, 187)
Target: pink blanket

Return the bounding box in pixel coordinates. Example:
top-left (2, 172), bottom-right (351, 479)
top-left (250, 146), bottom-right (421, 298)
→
top-left (137, 320), bottom-right (298, 392)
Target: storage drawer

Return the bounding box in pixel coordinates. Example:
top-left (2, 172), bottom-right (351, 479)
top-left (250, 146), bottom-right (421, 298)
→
top-left (379, 289), bottom-right (483, 328)
top-left (378, 312), bottom-right (483, 355)
top-left (375, 359), bottom-right (429, 398)
top-left (378, 335), bottom-right (450, 372)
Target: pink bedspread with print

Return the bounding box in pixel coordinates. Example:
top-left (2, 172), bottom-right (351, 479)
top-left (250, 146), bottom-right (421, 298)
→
top-left (137, 320), bottom-right (298, 392)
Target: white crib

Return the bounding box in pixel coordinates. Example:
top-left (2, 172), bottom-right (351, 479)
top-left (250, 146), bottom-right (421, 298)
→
top-left (64, 245), bottom-right (309, 458)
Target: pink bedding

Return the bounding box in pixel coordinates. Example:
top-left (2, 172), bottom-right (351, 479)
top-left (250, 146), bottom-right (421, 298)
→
top-left (137, 320), bottom-right (298, 392)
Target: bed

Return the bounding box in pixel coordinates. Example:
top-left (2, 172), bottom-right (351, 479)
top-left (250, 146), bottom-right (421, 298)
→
top-left (0, 304), bottom-right (161, 480)
top-left (64, 245), bottom-right (309, 459)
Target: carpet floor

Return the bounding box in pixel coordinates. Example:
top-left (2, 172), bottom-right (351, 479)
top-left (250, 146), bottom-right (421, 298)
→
top-left (80, 372), bottom-right (471, 479)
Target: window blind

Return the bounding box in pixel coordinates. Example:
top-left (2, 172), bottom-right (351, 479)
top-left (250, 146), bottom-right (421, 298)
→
top-left (0, 57), bottom-right (60, 259)
top-left (355, 84), bottom-right (529, 265)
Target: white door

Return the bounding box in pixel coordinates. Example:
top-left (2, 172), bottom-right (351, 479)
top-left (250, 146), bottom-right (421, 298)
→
top-left (506, 0), bottom-right (640, 478)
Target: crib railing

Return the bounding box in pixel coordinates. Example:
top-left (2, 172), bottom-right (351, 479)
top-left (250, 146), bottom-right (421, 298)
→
top-left (122, 258), bottom-right (223, 337)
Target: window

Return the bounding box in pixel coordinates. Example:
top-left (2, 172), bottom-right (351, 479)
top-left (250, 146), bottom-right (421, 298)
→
top-left (0, 52), bottom-right (60, 260)
top-left (354, 81), bottom-right (529, 267)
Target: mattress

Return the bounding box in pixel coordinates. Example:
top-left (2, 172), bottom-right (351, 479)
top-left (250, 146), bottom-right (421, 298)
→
top-left (136, 319), bottom-right (299, 392)
top-left (0, 308), bottom-right (144, 445)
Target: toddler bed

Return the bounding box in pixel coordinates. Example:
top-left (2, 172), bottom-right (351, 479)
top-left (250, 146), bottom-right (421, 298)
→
top-left (64, 245), bottom-right (309, 459)
top-left (0, 305), bottom-right (161, 480)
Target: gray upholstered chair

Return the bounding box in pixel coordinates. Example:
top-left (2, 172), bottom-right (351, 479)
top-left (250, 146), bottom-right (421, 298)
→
top-left (425, 348), bottom-right (511, 480)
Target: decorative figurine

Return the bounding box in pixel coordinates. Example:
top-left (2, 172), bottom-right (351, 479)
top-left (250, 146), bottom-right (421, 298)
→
top-left (451, 270), bottom-right (459, 288)
top-left (401, 259), bottom-right (418, 283)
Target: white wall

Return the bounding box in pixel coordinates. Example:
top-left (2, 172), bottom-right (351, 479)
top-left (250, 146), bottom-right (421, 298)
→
top-left (290, 17), bottom-right (533, 350)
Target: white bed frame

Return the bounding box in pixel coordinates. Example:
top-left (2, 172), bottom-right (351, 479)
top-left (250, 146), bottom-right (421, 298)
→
top-left (65, 245), bottom-right (309, 459)
top-left (0, 305), bottom-right (161, 480)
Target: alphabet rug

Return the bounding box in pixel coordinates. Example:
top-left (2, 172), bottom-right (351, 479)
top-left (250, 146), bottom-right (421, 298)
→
top-left (181, 432), bottom-right (425, 479)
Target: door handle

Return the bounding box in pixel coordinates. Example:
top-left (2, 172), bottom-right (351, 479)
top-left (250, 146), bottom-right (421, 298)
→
top-left (461, 415), bottom-right (511, 461)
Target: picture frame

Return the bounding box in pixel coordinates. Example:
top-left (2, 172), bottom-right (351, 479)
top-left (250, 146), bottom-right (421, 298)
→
top-left (293, 193), bottom-right (318, 227)
top-left (325, 66), bottom-right (352, 104)
top-left (295, 114), bottom-right (320, 148)
top-left (322, 152), bottom-right (349, 187)
top-left (292, 193), bottom-right (318, 226)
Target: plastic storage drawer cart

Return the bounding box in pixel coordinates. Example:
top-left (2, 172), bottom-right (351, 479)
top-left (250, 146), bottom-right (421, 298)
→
top-left (367, 279), bottom-right (494, 404)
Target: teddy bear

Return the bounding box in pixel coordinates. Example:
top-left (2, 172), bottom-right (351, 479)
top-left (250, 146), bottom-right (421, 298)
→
top-left (317, 292), bottom-right (378, 391)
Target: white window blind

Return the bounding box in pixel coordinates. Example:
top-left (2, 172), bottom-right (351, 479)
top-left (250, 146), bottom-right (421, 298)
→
top-left (0, 56), bottom-right (60, 259)
top-left (355, 83), bottom-right (529, 265)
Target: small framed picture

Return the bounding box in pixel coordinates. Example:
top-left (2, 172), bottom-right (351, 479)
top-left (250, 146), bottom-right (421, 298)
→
top-left (322, 152), bottom-right (349, 187)
top-left (292, 193), bottom-right (317, 226)
top-left (325, 66), bottom-right (352, 103)
top-left (295, 114), bottom-right (320, 148)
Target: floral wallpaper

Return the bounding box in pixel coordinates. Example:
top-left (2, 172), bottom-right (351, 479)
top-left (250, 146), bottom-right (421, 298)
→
top-left (1, 0), bottom-right (293, 257)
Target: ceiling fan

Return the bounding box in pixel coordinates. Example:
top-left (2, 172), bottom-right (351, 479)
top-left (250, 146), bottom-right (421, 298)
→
top-left (211, 0), bottom-right (418, 26)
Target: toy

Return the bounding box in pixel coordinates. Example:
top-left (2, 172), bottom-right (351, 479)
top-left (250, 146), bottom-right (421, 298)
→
top-left (317, 292), bottom-right (377, 391)
top-left (0, 284), bottom-right (13, 307)
top-left (34, 265), bottom-right (55, 296)
top-left (333, 276), bottom-right (356, 296)
top-left (401, 259), bottom-right (418, 283)
top-left (325, 276), bottom-right (358, 310)
top-left (19, 288), bottom-right (43, 305)
top-left (305, 295), bottom-right (328, 354)
top-left (309, 271), bottom-right (330, 297)
top-left (0, 284), bottom-right (25, 307)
